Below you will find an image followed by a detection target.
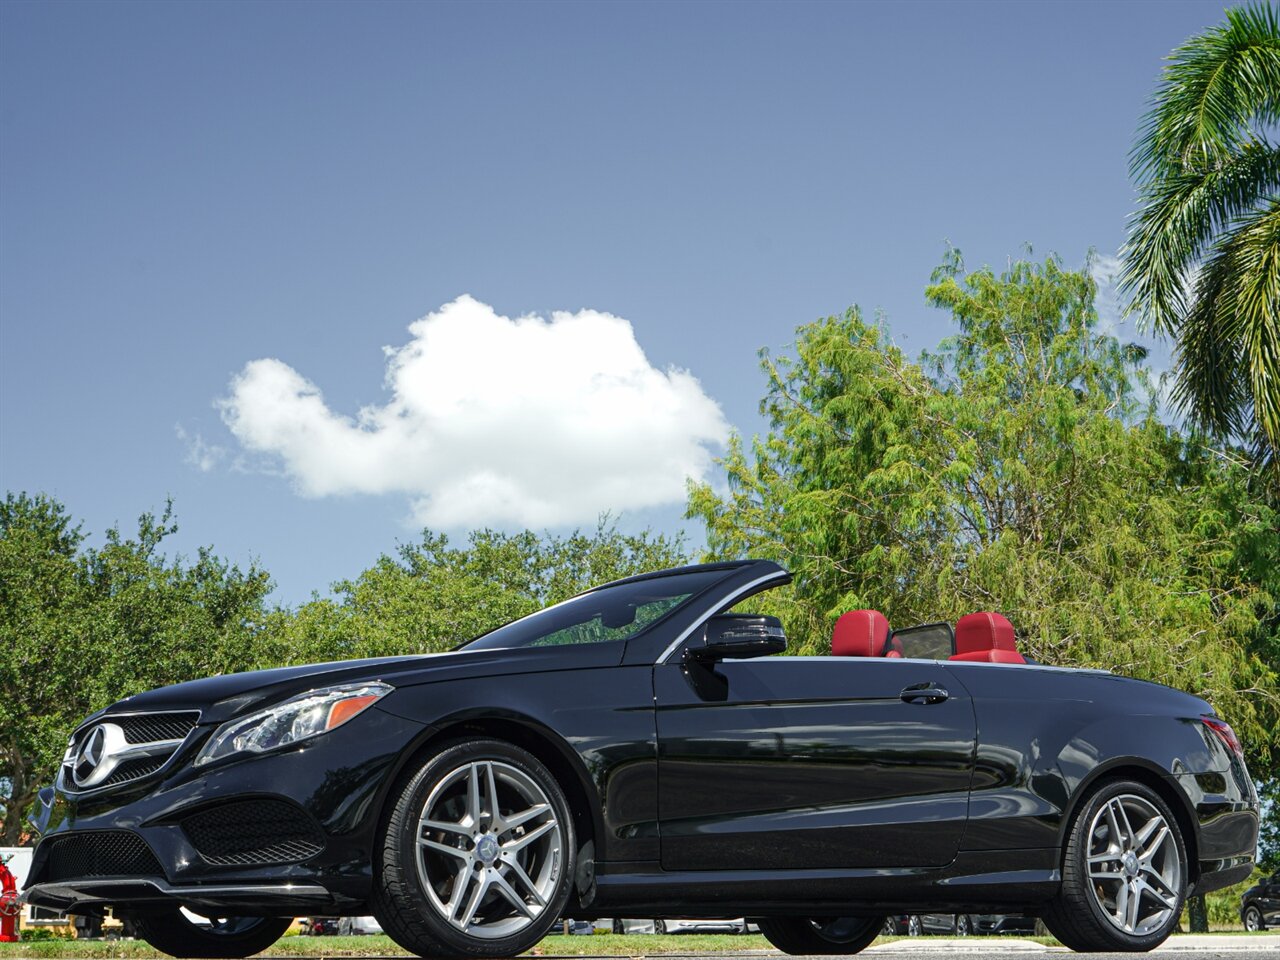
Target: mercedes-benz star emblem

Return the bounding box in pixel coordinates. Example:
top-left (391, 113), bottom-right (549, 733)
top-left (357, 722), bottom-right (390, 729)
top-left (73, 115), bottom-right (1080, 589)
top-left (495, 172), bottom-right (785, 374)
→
top-left (72, 723), bottom-right (128, 788)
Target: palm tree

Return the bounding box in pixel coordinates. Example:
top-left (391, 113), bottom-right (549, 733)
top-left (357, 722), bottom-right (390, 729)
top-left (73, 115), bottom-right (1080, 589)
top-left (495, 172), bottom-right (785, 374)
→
top-left (1121, 3), bottom-right (1280, 461)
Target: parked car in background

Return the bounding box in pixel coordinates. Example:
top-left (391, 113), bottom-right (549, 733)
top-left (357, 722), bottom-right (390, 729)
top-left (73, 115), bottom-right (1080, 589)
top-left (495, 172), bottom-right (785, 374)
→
top-left (337, 915), bottom-right (382, 935)
top-left (882, 914), bottom-right (1037, 937)
top-left (970, 915), bottom-right (1038, 935)
top-left (1242, 872), bottom-right (1280, 930)
top-left (660, 918), bottom-right (752, 934)
top-left (600, 918), bottom-right (753, 934)
top-left (299, 916), bottom-right (340, 935)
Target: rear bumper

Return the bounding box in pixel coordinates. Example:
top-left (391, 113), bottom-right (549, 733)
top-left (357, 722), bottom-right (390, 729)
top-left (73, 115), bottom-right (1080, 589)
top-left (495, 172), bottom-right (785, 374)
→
top-left (22, 877), bottom-right (334, 915)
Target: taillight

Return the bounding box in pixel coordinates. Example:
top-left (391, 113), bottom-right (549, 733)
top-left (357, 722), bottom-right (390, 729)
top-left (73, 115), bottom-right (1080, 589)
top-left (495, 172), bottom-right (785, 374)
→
top-left (1202, 716), bottom-right (1244, 758)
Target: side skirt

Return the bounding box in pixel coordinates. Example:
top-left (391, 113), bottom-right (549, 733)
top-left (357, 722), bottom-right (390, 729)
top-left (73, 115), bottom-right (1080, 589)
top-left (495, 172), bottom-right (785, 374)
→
top-left (583, 849), bottom-right (1060, 917)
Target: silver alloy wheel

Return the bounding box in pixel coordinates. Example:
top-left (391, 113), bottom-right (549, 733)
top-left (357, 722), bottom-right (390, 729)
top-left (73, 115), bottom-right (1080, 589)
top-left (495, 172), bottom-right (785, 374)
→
top-left (908, 915), bottom-right (921, 936)
top-left (414, 759), bottom-right (563, 940)
top-left (1244, 906), bottom-right (1262, 931)
top-left (1085, 793), bottom-right (1182, 936)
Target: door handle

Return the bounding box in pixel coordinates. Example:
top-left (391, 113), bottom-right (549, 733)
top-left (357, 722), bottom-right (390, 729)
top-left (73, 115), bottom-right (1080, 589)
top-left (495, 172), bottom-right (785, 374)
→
top-left (900, 683), bottom-right (949, 704)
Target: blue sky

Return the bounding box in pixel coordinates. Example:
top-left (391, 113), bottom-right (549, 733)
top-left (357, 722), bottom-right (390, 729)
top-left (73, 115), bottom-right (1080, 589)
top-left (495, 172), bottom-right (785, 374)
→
top-left (0, 0), bottom-right (1223, 605)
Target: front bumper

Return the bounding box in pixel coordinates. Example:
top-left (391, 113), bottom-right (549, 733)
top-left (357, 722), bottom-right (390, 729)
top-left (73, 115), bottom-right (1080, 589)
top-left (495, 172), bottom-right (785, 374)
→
top-left (23, 878), bottom-right (332, 915)
top-left (22, 705), bottom-right (426, 916)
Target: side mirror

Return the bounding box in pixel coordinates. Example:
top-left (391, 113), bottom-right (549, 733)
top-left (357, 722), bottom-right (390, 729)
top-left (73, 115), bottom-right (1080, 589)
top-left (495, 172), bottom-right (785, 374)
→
top-left (689, 614), bottom-right (786, 661)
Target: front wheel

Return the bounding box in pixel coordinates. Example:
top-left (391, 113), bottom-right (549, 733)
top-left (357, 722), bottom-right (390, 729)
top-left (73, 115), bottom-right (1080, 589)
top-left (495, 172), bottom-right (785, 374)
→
top-left (372, 738), bottom-right (576, 958)
top-left (757, 917), bottom-right (882, 955)
top-left (907, 915), bottom-right (922, 937)
top-left (1244, 906), bottom-right (1265, 931)
top-left (954, 914), bottom-right (971, 936)
top-left (133, 911), bottom-right (291, 959)
top-left (1043, 780), bottom-right (1186, 952)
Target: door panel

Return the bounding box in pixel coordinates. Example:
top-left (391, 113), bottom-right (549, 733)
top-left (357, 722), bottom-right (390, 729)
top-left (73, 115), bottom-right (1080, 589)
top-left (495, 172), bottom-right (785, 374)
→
top-left (655, 656), bottom-right (976, 871)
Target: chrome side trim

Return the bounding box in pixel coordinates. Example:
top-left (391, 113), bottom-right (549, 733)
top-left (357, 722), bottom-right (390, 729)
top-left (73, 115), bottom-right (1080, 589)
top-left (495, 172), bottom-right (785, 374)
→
top-left (656, 571), bottom-right (789, 664)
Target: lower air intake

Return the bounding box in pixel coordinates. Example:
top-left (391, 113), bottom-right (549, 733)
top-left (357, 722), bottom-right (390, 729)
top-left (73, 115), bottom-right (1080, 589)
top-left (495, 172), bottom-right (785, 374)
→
top-left (41, 831), bottom-right (164, 882)
top-left (182, 798), bottom-right (326, 866)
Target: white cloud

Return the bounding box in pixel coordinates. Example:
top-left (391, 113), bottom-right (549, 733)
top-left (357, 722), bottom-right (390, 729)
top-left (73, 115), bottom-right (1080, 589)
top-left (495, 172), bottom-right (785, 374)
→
top-left (217, 296), bottom-right (730, 528)
top-left (1090, 253), bottom-right (1126, 338)
top-left (176, 424), bottom-right (226, 472)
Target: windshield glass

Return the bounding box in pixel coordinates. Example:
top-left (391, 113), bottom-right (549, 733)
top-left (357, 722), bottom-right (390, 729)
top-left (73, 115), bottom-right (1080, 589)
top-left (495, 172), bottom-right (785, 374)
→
top-left (463, 569), bottom-right (729, 651)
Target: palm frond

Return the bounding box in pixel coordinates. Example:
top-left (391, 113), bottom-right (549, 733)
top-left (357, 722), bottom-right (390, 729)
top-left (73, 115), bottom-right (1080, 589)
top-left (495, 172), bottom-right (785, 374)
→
top-left (1172, 198), bottom-right (1280, 453)
top-left (1120, 142), bottom-right (1280, 334)
top-left (1133, 2), bottom-right (1280, 179)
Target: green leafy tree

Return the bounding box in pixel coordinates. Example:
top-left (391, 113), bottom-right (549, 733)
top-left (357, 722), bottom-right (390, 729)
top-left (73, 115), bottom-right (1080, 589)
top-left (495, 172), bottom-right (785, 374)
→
top-left (276, 518), bottom-right (687, 662)
top-left (689, 252), bottom-right (1280, 772)
top-left (0, 495), bottom-right (277, 843)
top-left (1121, 3), bottom-right (1280, 460)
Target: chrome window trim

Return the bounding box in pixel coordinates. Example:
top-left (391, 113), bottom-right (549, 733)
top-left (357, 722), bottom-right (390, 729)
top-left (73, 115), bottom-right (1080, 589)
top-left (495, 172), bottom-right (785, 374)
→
top-left (655, 571), bottom-right (789, 664)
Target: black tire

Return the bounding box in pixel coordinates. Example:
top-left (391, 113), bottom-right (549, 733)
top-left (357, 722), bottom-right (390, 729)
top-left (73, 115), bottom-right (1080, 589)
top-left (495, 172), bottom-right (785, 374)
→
top-left (757, 917), bottom-right (882, 955)
top-left (1244, 906), bottom-right (1265, 931)
top-left (133, 911), bottom-right (291, 959)
top-left (1042, 779), bottom-right (1187, 952)
top-left (612, 918), bottom-right (624, 935)
top-left (954, 914), bottom-right (972, 936)
top-left (881, 917), bottom-right (897, 935)
top-left (372, 738), bottom-right (576, 959)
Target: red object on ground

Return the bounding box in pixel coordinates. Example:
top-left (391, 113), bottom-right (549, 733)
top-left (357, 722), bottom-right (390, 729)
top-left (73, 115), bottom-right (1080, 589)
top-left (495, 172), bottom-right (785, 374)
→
top-left (0, 854), bottom-right (19, 942)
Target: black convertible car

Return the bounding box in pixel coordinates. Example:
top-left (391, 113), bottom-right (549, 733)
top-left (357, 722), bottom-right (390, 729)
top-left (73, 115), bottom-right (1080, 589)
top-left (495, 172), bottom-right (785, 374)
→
top-left (23, 561), bottom-right (1258, 956)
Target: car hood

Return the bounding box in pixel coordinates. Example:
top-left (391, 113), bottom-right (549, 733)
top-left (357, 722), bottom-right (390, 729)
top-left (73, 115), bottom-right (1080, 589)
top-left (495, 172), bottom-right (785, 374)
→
top-left (87, 642), bottom-right (621, 728)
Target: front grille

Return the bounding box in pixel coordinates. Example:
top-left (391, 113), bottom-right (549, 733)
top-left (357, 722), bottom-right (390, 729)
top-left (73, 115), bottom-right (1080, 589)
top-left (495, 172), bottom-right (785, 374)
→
top-left (115, 712), bottom-right (200, 744)
top-left (40, 831), bottom-right (163, 883)
top-left (182, 799), bottom-right (326, 866)
top-left (61, 711), bottom-right (201, 794)
top-left (101, 756), bottom-right (167, 786)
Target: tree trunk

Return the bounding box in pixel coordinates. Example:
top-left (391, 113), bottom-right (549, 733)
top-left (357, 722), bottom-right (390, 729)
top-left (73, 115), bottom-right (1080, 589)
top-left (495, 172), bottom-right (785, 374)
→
top-left (1187, 894), bottom-right (1209, 933)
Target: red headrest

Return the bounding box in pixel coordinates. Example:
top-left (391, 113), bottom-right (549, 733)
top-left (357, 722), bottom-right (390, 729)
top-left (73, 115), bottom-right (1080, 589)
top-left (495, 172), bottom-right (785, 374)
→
top-left (832, 610), bottom-right (890, 657)
top-left (954, 612), bottom-right (1017, 655)
top-left (950, 648), bottom-right (1025, 663)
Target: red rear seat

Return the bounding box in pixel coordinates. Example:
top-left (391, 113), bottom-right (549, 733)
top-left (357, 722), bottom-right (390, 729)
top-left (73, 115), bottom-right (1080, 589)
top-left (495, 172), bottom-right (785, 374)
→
top-left (949, 612), bottom-right (1025, 663)
top-left (832, 609), bottom-right (890, 657)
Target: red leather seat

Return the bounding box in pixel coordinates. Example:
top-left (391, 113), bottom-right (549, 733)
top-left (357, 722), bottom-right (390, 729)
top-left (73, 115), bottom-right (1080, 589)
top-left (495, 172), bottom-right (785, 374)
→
top-left (832, 609), bottom-right (890, 657)
top-left (949, 612), bottom-right (1025, 663)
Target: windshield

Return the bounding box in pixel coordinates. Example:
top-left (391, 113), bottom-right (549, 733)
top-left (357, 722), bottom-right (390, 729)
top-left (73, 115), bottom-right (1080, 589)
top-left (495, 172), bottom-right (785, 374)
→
top-left (463, 569), bottom-right (728, 651)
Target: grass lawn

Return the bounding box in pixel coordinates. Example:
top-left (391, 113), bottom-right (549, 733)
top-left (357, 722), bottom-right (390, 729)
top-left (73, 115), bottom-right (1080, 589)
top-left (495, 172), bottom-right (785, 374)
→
top-left (0, 933), bottom-right (776, 958)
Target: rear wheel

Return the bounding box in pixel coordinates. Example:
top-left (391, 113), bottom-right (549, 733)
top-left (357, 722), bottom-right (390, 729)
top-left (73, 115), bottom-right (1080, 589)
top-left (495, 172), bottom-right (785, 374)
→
top-left (954, 914), bottom-right (972, 936)
top-left (907, 915), bottom-right (922, 936)
top-left (372, 738), bottom-right (576, 958)
top-left (757, 917), bottom-right (882, 955)
top-left (1043, 780), bottom-right (1186, 952)
top-left (1244, 906), bottom-right (1265, 931)
top-left (133, 911), bottom-right (291, 959)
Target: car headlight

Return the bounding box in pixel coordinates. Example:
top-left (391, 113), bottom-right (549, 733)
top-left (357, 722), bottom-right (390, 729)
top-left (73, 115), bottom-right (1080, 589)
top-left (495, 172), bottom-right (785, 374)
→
top-left (195, 682), bottom-right (392, 766)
